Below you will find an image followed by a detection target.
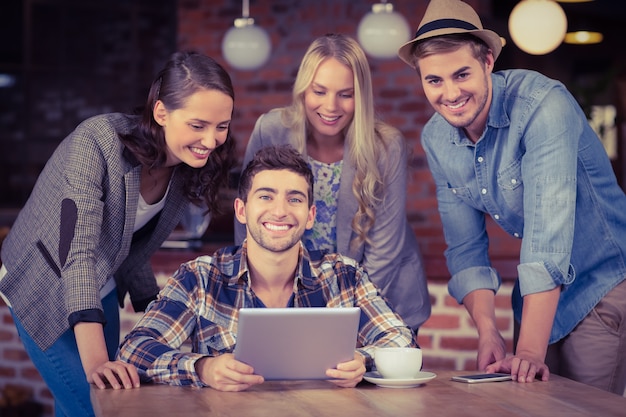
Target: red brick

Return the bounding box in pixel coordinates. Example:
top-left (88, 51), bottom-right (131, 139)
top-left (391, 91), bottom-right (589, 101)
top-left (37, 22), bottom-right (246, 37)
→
top-left (21, 367), bottom-right (44, 381)
top-left (495, 295), bottom-right (512, 309)
top-left (3, 313), bottom-right (15, 325)
top-left (39, 387), bottom-right (53, 400)
top-left (465, 316), bottom-right (512, 331)
top-left (443, 295), bottom-right (463, 308)
top-left (0, 330), bottom-right (16, 341)
top-left (440, 336), bottom-right (479, 351)
top-left (423, 356), bottom-right (457, 371)
top-left (416, 334), bottom-right (433, 349)
top-left (422, 314), bottom-right (460, 329)
top-left (4, 349), bottom-right (30, 362)
top-left (0, 366), bottom-right (16, 378)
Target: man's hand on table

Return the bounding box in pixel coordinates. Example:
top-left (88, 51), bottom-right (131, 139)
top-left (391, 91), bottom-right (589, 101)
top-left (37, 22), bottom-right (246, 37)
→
top-left (196, 353), bottom-right (264, 391)
top-left (326, 352), bottom-right (366, 388)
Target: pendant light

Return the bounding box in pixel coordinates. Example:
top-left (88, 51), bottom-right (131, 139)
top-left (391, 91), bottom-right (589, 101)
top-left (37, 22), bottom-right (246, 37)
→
top-left (508, 0), bottom-right (567, 55)
top-left (560, 0), bottom-right (603, 45)
top-left (221, 0), bottom-right (272, 70)
top-left (357, 1), bottom-right (410, 59)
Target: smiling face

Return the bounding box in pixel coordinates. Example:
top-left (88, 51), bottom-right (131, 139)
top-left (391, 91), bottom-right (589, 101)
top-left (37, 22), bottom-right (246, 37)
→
top-left (303, 57), bottom-right (355, 143)
top-left (235, 169), bottom-right (316, 255)
top-left (417, 44), bottom-right (494, 142)
top-left (153, 88), bottom-right (233, 168)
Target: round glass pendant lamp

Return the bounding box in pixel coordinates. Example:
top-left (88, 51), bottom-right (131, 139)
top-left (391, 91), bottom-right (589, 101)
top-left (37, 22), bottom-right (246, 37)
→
top-left (508, 0), bottom-right (568, 55)
top-left (221, 0), bottom-right (271, 70)
top-left (357, 1), bottom-right (410, 59)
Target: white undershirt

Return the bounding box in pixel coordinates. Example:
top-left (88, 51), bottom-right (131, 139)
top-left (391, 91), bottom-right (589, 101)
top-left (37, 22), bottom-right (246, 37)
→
top-left (134, 189), bottom-right (169, 232)
top-left (99, 185), bottom-right (171, 298)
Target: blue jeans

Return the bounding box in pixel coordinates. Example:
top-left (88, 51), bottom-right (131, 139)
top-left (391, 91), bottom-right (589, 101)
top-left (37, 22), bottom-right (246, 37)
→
top-left (11, 289), bottom-right (120, 417)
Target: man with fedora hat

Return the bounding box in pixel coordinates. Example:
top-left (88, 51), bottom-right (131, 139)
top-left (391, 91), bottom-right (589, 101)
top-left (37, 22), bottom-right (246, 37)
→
top-left (398, 0), bottom-right (626, 395)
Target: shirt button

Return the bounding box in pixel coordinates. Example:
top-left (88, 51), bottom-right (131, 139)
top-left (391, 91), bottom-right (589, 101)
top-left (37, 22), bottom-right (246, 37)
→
top-left (481, 188), bottom-right (487, 194)
top-left (511, 179), bottom-right (517, 185)
top-left (452, 189), bottom-right (457, 194)
top-left (514, 233), bottom-right (520, 238)
top-left (477, 156), bottom-right (484, 163)
top-left (494, 214), bottom-right (500, 220)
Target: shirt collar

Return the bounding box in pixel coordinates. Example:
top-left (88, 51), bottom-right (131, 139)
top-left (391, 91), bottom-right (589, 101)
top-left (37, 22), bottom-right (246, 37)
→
top-left (489, 72), bottom-right (511, 129)
top-left (222, 240), bottom-right (319, 290)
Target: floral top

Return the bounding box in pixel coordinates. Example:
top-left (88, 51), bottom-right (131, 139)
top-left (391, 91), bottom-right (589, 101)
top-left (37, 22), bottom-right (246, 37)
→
top-left (304, 157), bottom-right (342, 254)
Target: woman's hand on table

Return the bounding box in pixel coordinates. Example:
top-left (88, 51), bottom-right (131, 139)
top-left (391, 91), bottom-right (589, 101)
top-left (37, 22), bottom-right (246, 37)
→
top-left (326, 352), bottom-right (366, 388)
top-left (90, 360), bottom-right (140, 390)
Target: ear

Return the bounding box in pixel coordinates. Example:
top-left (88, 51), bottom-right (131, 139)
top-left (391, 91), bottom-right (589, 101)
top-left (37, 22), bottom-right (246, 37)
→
top-left (305, 205), bottom-right (316, 230)
top-left (484, 51), bottom-right (495, 74)
top-left (153, 100), bottom-right (168, 126)
top-left (234, 197), bottom-right (247, 225)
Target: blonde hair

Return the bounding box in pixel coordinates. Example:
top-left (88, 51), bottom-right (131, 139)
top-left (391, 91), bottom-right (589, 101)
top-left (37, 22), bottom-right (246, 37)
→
top-left (282, 33), bottom-right (394, 249)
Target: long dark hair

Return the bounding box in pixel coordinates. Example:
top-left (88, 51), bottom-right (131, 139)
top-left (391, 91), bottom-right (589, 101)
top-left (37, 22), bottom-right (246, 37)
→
top-left (120, 51), bottom-right (236, 214)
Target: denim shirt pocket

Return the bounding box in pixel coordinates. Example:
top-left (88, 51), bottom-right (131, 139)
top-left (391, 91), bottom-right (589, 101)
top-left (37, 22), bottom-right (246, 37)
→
top-left (497, 158), bottom-right (524, 216)
top-left (448, 185), bottom-right (479, 207)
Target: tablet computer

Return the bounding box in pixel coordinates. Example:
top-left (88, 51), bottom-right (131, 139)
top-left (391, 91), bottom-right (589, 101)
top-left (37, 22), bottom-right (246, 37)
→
top-left (233, 307), bottom-right (360, 380)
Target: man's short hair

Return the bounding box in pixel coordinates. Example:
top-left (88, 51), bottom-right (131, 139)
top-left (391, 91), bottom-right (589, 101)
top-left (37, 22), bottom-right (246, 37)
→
top-left (411, 33), bottom-right (491, 70)
top-left (238, 145), bottom-right (314, 206)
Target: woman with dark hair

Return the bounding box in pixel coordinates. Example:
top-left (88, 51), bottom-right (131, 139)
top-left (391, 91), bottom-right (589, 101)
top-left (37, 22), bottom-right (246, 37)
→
top-left (0, 51), bottom-right (236, 416)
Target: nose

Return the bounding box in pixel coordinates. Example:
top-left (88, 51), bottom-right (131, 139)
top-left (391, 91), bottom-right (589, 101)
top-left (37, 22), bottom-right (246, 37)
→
top-left (322, 94), bottom-right (338, 112)
top-left (201, 129), bottom-right (218, 149)
top-left (270, 197), bottom-right (288, 217)
top-left (442, 82), bottom-right (461, 103)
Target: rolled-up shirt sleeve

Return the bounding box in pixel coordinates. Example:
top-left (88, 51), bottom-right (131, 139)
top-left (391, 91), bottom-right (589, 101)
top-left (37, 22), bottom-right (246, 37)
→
top-left (448, 266), bottom-right (501, 304)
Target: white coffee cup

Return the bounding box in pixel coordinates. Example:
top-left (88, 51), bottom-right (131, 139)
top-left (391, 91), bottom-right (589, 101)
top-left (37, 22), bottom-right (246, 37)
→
top-left (374, 347), bottom-right (423, 379)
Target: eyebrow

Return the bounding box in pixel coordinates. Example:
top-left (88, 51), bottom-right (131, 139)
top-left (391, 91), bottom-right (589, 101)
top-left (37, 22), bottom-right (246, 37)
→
top-left (253, 187), bottom-right (308, 200)
top-left (453, 66), bottom-right (471, 76)
top-left (189, 118), bottom-right (231, 125)
top-left (310, 82), bottom-right (354, 94)
top-left (424, 66), bottom-right (472, 81)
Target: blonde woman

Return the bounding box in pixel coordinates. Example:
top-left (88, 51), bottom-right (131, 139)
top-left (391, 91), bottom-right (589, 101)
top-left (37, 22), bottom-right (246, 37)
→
top-left (235, 33), bottom-right (430, 332)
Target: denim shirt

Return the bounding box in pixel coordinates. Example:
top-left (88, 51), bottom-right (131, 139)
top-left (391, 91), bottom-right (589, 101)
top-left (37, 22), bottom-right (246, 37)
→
top-left (422, 69), bottom-right (626, 343)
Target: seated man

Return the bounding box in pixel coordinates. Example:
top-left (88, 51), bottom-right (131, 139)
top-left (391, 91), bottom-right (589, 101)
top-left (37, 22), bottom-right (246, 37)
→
top-left (117, 144), bottom-right (416, 391)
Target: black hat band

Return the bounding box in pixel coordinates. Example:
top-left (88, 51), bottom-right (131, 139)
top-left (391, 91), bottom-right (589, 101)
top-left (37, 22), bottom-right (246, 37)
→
top-left (414, 18), bottom-right (479, 38)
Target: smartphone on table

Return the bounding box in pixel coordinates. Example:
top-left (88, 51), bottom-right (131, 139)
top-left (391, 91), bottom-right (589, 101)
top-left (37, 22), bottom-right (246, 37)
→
top-left (451, 373), bottom-right (513, 383)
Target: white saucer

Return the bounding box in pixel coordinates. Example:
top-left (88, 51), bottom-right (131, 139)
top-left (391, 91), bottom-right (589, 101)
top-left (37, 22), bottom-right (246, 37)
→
top-left (363, 371), bottom-right (437, 388)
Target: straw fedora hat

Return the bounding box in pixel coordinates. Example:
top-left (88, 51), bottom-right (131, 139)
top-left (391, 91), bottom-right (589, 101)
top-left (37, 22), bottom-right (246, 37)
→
top-left (398, 0), bottom-right (505, 68)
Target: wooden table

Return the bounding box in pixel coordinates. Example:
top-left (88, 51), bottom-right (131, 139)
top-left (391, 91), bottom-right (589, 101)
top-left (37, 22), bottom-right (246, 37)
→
top-left (91, 370), bottom-right (626, 417)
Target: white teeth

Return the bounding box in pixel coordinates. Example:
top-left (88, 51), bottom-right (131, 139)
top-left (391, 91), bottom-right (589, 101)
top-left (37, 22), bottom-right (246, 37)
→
top-left (319, 114), bottom-right (339, 122)
top-left (265, 223), bottom-right (289, 231)
top-left (447, 100), bottom-right (466, 110)
top-left (191, 147), bottom-right (209, 155)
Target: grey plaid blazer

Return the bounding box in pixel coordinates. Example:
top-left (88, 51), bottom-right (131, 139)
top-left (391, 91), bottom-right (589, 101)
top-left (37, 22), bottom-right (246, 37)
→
top-left (0, 113), bottom-right (188, 350)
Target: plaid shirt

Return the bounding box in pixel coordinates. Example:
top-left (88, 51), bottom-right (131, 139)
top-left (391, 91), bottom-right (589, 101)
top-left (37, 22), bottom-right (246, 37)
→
top-left (118, 241), bottom-right (416, 386)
